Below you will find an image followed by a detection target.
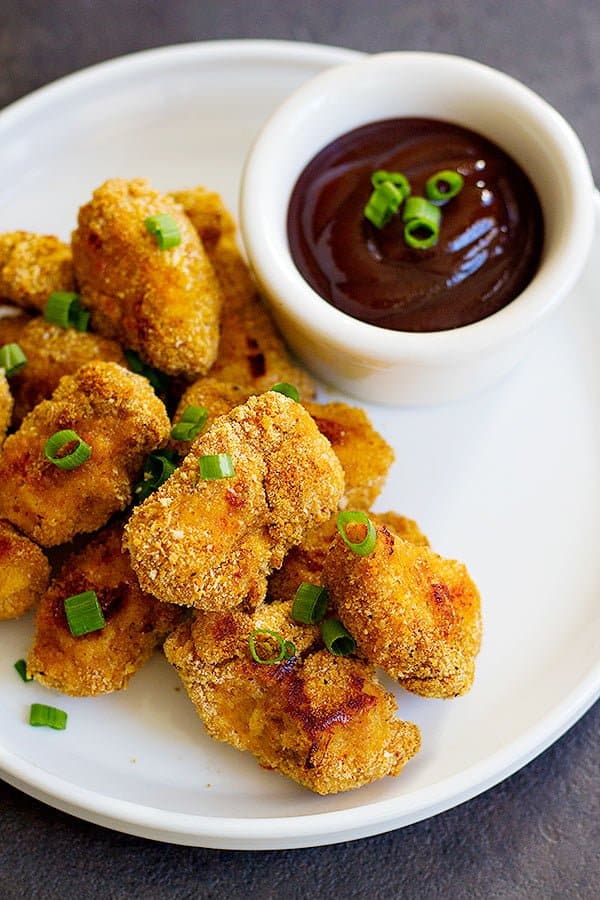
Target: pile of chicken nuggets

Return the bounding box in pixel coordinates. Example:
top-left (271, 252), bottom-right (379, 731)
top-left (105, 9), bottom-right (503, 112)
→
top-left (0, 177), bottom-right (482, 795)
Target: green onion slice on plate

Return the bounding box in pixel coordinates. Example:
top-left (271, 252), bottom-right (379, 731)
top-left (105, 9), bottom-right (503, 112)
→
top-left (320, 619), bottom-right (356, 657)
top-left (29, 703), bottom-right (68, 730)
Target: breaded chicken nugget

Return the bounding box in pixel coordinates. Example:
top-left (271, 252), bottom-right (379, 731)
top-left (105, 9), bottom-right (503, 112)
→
top-left (164, 600), bottom-right (420, 794)
top-left (0, 370), bottom-right (12, 445)
top-left (267, 511), bottom-right (429, 604)
top-left (0, 232), bottom-right (75, 312)
top-left (0, 520), bottom-right (50, 620)
top-left (0, 311), bottom-right (33, 345)
top-left (72, 178), bottom-right (222, 377)
top-left (8, 318), bottom-right (126, 425)
top-left (27, 522), bottom-right (182, 696)
top-left (170, 186), bottom-right (256, 314)
top-left (170, 381), bottom-right (392, 508)
top-left (209, 297), bottom-right (315, 398)
top-left (125, 392), bottom-right (344, 610)
top-left (0, 361), bottom-right (170, 546)
top-left (324, 524), bottom-right (482, 698)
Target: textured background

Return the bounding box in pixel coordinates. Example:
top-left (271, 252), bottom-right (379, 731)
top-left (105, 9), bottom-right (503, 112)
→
top-left (0, 1), bottom-right (598, 897)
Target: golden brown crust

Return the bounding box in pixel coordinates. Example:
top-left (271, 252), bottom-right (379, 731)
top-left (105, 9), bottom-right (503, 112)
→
top-left (125, 392), bottom-right (345, 610)
top-left (72, 178), bottom-right (222, 377)
top-left (27, 522), bottom-right (182, 695)
top-left (0, 519), bottom-right (50, 620)
top-left (0, 232), bottom-right (75, 311)
top-left (323, 525), bottom-right (482, 698)
top-left (8, 318), bottom-right (126, 425)
top-left (169, 187), bottom-right (236, 255)
top-left (0, 311), bottom-right (34, 345)
top-left (267, 511), bottom-right (429, 604)
top-left (0, 361), bottom-right (170, 546)
top-left (0, 370), bottom-right (12, 445)
top-left (164, 601), bottom-right (421, 794)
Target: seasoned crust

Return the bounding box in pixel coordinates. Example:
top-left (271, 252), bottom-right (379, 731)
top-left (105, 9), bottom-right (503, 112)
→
top-left (0, 519), bottom-right (50, 620)
top-left (125, 391), bottom-right (345, 611)
top-left (0, 311), bottom-right (34, 345)
top-left (0, 361), bottom-right (170, 546)
top-left (323, 525), bottom-right (482, 698)
top-left (27, 522), bottom-right (182, 696)
top-left (0, 232), bottom-right (75, 312)
top-left (164, 601), bottom-right (421, 794)
top-left (72, 178), bottom-right (222, 377)
top-left (267, 511), bottom-right (429, 604)
top-left (8, 318), bottom-right (126, 425)
top-left (0, 370), bottom-right (12, 445)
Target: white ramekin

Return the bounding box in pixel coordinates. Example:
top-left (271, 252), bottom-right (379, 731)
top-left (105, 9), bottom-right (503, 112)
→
top-left (240, 52), bottom-right (595, 406)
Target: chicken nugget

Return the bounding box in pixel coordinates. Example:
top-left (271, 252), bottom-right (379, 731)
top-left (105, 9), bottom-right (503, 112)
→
top-left (0, 520), bottom-right (50, 620)
top-left (267, 511), bottom-right (429, 604)
top-left (209, 297), bottom-right (315, 398)
top-left (0, 370), bottom-right (12, 445)
top-left (0, 361), bottom-right (170, 546)
top-left (0, 232), bottom-right (75, 312)
top-left (27, 522), bottom-right (182, 696)
top-left (170, 186), bottom-right (256, 314)
top-left (8, 318), bottom-right (126, 425)
top-left (164, 600), bottom-right (420, 794)
top-left (125, 392), bottom-right (344, 610)
top-left (0, 311), bottom-right (33, 345)
top-left (323, 524), bottom-right (482, 698)
top-left (72, 178), bottom-right (222, 377)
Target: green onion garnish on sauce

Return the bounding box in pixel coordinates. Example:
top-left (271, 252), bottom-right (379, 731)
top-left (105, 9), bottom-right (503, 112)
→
top-left (371, 170), bottom-right (411, 197)
top-left (336, 510), bottom-right (377, 556)
top-left (44, 429), bottom-right (91, 470)
top-left (29, 703), bottom-right (68, 730)
top-left (124, 350), bottom-right (169, 395)
top-left (271, 382), bottom-right (300, 402)
top-left (64, 590), bottom-right (106, 637)
top-left (14, 659), bottom-right (32, 682)
top-left (320, 619), bottom-right (356, 657)
top-left (134, 450), bottom-right (178, 502)
top-left (198, 453), bottom-right (235, 481)
top-left (144, 214), bottom-right (182, 250)
top-left (425, 169), bottom-right (464, 204)
top-left (45, 291), bottom-right (90, 332)
top-left (402, 196), bottom-right (441, 250)
top-left (364, 170), bottom-right (410, 229)
top-left (249, 629), bottom-right (294, 665)
top-left (0, 342), bottom-right (27, 377)
top-left (170, 405), bottom-right (208, 441)
top-left (291, 583), bottom-right (329, 625)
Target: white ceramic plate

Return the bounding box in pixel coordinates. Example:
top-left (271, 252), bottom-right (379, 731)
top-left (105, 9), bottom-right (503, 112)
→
top-left (0, 40), bottom-right (598, 850)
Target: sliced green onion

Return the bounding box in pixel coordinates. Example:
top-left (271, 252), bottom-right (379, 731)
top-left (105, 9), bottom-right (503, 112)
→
top-left (320, 619), bottom-right (356, 657)
top-left (198, 453), bottom-right (235, 480)
top-left (44, 429), bottom-right (91, 470)
top-left (145, 214), bottom-right (182, 250)
top-left (14, 659), bottom-right (32, 682)
top-left (364, 180), bottom-right (406, 229)
top-left (0, 342), bottom-right (27, 377)
top-left (402, 196), bottom-right (442, 225)
top-left (64, 590), bottom-right (106, 637)
top-left (29, 703), bottom-right (68, 730)
top-left (402, 196), bottom-right (441, 250)
top-left (134, 450), bottom-right (178, 502)
top-left (45, 291), bottom-right (89, 332)
top-left (371, 170), bottom-right (411, 199)
top-left (249, 629), bottom-right (288, 665)
top-left (291, 583), bottom-right (329, 625)
top-left (336, 510), bottom-right (377, 556)
top-left (284, 640), bottom-right (296, 659)
top-left (170, 405), bottom-right (208, 441)
top-left (425, 169), bottom-right (464, 203)
top-left (270, 382), bottom-right (300, 402)
top-left (124, 349), bottom-right (169, 394)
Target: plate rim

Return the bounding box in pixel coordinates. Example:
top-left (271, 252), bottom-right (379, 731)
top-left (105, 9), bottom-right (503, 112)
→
top-left (0, 37), bottom-right (598, 849)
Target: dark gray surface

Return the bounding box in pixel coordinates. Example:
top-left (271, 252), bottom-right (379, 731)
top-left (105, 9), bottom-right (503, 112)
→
top-left (0, 1), bottom-right (598, 896)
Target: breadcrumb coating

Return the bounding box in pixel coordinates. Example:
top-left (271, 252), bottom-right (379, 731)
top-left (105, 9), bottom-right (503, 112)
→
top-left (125, 391), bottom-right (345, 610)
top-left (27, 522), bottom-right (182, 696)
top-left (170, 186), bottom-right (256, 314)
top-left (0, 370), bottom-right (12, 445)
top-left (72, 178), bottom-right (222, 377)
top-left (164, 600), bottom-right (421, 794)
top-left (8, 318), bottom-right (126, 425)
top-left (267, 511), bottom-right (429, 604)
top-left (0, 361), bottom-right (170, 546)
top-left (209, 297), bottom-right (315, 398)
top-left (323, 525), bottom-right (482, 698)
top-left (0, 519), bottom-right (50, 620)
top-left (0, 232), bottom-right (75, 312)
top-left (0, 311), bottom-right (33, 345)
